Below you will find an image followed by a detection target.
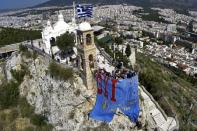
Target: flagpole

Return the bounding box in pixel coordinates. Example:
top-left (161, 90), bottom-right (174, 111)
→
top-left (73, 1), bottom-right (78, 46)
top-left (73, 1), bottom-right (76, 23)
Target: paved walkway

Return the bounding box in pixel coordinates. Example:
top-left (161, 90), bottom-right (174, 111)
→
top-left (0, 40), bottom-right (42, 55)
top-left (0, 43), bottom-right (20, 54)
top-left (140, 87), bottom-right (177, 131)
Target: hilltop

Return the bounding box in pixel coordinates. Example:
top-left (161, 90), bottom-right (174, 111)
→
top-left (0, 49), bottom-right (145, 130)
top-left (35, 0), bottom-right (197, 10)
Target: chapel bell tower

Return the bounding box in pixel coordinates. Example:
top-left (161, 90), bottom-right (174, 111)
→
top-left (77, 22), bottom-right (97, 89)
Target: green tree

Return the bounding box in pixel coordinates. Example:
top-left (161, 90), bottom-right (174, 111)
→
top-left (188, 20), bottom-right (194, 32)
top-left (114, 37), bottom-right (123, 45)
top-left (125, 44), bottom-right (131, 57)
top-left (0, 27), bottom-right (41, 47)
top-left (56, 32), bottom-right (75, 52)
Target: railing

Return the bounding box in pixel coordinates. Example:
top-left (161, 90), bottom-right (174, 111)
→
top-left (140, 85), bottom-right (168, 120)
top-left (25, 44), bottom-right (51, 58)
top-left (95, 44), bottom-right (113, 65)
top-left (140, 85), bottom-right (179, 131)
top-left (23, 43), bottom-right (78, 70)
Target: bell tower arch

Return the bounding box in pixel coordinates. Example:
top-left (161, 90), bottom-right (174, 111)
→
top-left (77, 22), bottom-right (97, 89)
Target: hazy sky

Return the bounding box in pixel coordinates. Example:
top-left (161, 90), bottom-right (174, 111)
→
top-left (0, 0), bottom-right (49, 9)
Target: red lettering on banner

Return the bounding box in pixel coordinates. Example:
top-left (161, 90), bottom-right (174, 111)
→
top-left (104, 76), bottom-right (109, 98)
top-left (96, 73), bottom-right (118, 102)
top-left (97, 73), bottom-right (102, 94)
top-left (111, 79), bottom-right (118, 102)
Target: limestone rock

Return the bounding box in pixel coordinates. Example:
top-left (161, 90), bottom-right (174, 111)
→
top-left (3, 54), bottom-right (146, 131)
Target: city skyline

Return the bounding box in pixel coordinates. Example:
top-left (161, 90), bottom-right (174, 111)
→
top-left (0, 2), bottom-right (196, 131)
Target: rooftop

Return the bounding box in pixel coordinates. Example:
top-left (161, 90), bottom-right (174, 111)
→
top-left (78, 22), bottom-right (92, 31)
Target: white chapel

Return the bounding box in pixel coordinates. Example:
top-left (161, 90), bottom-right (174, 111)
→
top-left (41, 11), bottom-right (77, 56)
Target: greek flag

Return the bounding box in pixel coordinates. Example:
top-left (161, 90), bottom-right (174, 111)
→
top-left (76, 4), bottom-right (93, 18)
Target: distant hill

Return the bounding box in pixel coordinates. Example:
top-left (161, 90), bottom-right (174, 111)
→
top-left (0, 9), bottom-right (14, 13)
top-left (35, 0), bottom-right (197, 10)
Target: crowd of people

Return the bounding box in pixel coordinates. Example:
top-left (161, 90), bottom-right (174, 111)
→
top-left (96, 64), bottom-right (137, 80)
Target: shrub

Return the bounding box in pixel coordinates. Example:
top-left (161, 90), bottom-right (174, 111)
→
top-left (30, 114), bottom-right (47, 127)
top-left (19, 97), bottom-right (34, 118)
top-left (74, 89), bottom-right (81, 97)
top-left (0, 81), bottom-right (19, 109)
top-left (7, 109), bottom-right (19, 122)
top-left (48, 62), bottom-right (74, 81)
top-left (32, 51), bottom-right (38, 60)
top-left (11, 69), bottom-right (25, 83)
top-left (0, 119), bottom-right (3, 131)
top-left (11, 64), bottom-right (29, 84)
top-left (23, 126), bottom-right (35, 131)
top-left (69, 110), bottom-right (75, 119)
top-left (18, 98), bottom-right (53, 130)
top-left (35, 125), bottom-right (53, 131)
top-left (19, 44), bottom-right (28, 52)
top-left (19, 45), bottom-right (33, 58)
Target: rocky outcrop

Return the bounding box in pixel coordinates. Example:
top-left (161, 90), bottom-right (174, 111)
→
top-left (5, 53), bottom-right (22, 80)
top-left (2, 53), bottom-right (143, 131)
top-left (2, 52), bottom-right (179, 131)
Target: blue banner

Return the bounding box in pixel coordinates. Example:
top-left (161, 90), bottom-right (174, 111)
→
top-left (90, 73), bottom-right (140, 123)
top-left (76, 4), bottom-right (93, 18)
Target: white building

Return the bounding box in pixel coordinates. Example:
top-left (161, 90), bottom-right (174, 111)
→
top-left (166, 24), bottom-right (177, 33)
top-left (41, 12), bottom-right (77, 55)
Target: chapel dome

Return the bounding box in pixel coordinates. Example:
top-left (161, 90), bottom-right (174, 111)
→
top-left (54, 21), bottom-right (70, 32)
top-left (78, 22), bottom-right (92, 31)
top-left (53, 13), bottom-right (70, 32)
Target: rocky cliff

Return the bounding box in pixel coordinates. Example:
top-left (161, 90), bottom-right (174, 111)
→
top-left (2, 53), bottom-right (144, 131)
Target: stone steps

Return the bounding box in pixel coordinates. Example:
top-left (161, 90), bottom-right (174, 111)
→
top-left (153, 112), bottom-right (166, 127)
